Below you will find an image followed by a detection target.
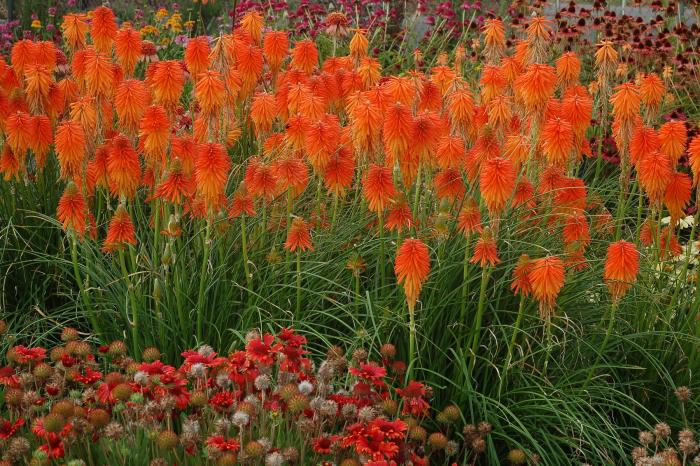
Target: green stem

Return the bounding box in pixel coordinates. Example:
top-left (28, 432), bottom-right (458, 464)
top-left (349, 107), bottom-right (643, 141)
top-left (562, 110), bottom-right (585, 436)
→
top-left (196, 218), bottom-right (212, 342)
top-left (71, 236), bottom-right (100, 335)
top-left (460, 235), bottom-right (472, 322)
top-left (119, 248), bottom-right (139, 356)
top-left (500, 295), bottom-right (527, 394)
top-left (407, 304), bottom-right (416, 381)
top-left (295, 250), bottom-right (302, 319)
top-left (469, 267), bottom-right (490, 372)
top-left (586, 300), bottom-right (618, 384)
top-left (378, 210), bottom-right (385, 292)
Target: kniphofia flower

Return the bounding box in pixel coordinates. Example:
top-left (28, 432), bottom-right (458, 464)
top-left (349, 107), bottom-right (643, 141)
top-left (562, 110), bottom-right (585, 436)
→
top-left (688, 135), bottom-right (700, 186)
top-left (555, 52), bottom-right (581, 89)
top-left (115, 26), bottom-right (142, 77)
top-left (457, 197), bottom-right (482, 236)
top-left (107, 135), bottom-right (141, 199)
top-left (470, 230), bottom-right (500, 268)
top-left (603, 240), bottom-right (639, 302)
top-left (57, 182), bottom-right (87, 237)
top-left (529, 256), bottom-right (565, 316)
top-left (541, 117), bottom-right (574, 165)
top-left (663, 171), bottom-right (691, 220)
top-left (61, 14), bottom-right (88, 51)
top-left (514, 64), bottom-right (556, 115)
top-left (658, 120), bottom-right (687, 166)
top-left (511, 254), bottom-right (533, 297)
top-left (185, 37), bottom-right (210, 79)
top-left (639, 73), bottom-right (665, 118)
top-left (115, 79), bottom-right (149, 135)
top-left (637, 151), bottom-right (671, 203)
top-left (263, 31), bottom-right (289, 76)
top-left (150, 61), bottom-right (185, 111)
top-left (480, 157), bottom-right (516, 214)
top-left (103, 204), bottom-right (136, 253)
top-left (240, 10), bottom-right (264, 44)
top-left (138, 105), bottom-right (170, 165)
top-left (90, 6), bottom-right (117, 53)
top-left (394, 238), bottom-right (430, 312)
top-left (363, 164), bottom-right (397, 213)
top-left (195, 143), bottom-right (231, 211)
top-left (55, 120), bottom-right (86, 179)
top-left (291, 40), bottom-right (318, 75)
top-left (285, 217), bottom-right (313, 252)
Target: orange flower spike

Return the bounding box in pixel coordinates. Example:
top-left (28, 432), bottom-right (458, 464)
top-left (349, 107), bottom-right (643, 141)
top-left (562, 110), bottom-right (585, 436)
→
top-left (29, 115), bottom-right (53, 169)
top-left (103, 204), bottom-right (137, 253)
top-left (663, 171), bottom-right (692, 220)
top-left (385, 195), bottom-right (414, 233)
top-left (151, 61), bottom-right (185, 111)
top-left (107, 134), bottom-right (141, 199)
top-left (470, 230), bottom-right (500, 268)
top-left (249, 162), bottom-right (278, 200)
top-left (514, 64), bottom-right (556, 116)
top-left (658, 120), bottom-right (687, 166)
top-left (6, 111), bottom-right (33, 156)
top-left (555, 51), bottom-right (581, 89)
top-left (250, 92), bottom-right (277, 137)
top-left (637, 150), bottom-right (672, 203)
top-left (434, 168), bottom-right (465, 200)
top-left (447, 88), bottom-right (475, 135)
top-left (291, 39), bottom-right (319, 75)
top-left (594, 40), bottom-right (619, 76)
top-left (84, 49), bottom-right (115, 99)
top-left (529, 256), bottom-right (565, 314)
top-left (10, 39), bottom-right (38, 80)
top-left (240, 10), bottom-right (265, 44)
top-left (541, 116), bottom-right (574, 166)
top-left (511, 254), bottom-right (534, 297)
top-left (115, 79), bottom-right (149, 135)
top-left (115, 26), bottom-right (142, 77)
top-left (629, 125), bottom-right (659, 166)
top-left (195, 70), bottom-right (226, 118)
top-left (57, 182), bottom-right (87, 237)
top-left (90, 6), bottom-right (118, 54)
top-left (457, 197), bottom-right (483, 236)
top-left (273, 156), bottom-right (309, 197)
top-left (195, 142), bottom-right (231, 211)
top-left (363, 164), bottom-right (397, 213)
top-left (383, 102), bottom-right (414, 167)
top-left (61, 14), bottom-right (89, 51)
top-left (349, 29), bottom-right (369, 62)
top-left (55, 120), bottom-right (86, 179)
top-left (610, 82), bottom-right (640, 125)
top-left (0, 146), bottom-right (20, 181)
top-left (234, 41), bottom-right (264, 96)
top-left (305, 116), bottom-right (341, 173)
top-left (480, 65), bottom-right (506, 104)
top-left (688, 135), bottom-right (700, 186)
top-left (436, 135), bottom-right (466, 170)
top-left (184, 37), bottom-right (210, 79)
top-left (562, 86), bottom-right (593, 138)
top-left (322, 147), bottom-right (355, 195)
top-left (480, 156), bottom-right (516, 214)
top-left (263, 31), bottom-right (289, 76)
top-left (285, 217), bottom-right (314, 253)
top-left (228, 185), bottom-right (256, 218)
top-left (482, 18), bottom-right (506, 63)
top-left (24, 64), bottom-right (52, 113)
top-left (603, 240), bottom-right (639, 302)
top-left (138, 105), bottom-right (170, 165)
top-left (155, 158), bottom-right (194, 205)
top-left (351, 97), bottom-right (382, 156)
top-left (639, 73), bottom-right (665, 117)
top-left (395, 238), bottom-right (430, 312)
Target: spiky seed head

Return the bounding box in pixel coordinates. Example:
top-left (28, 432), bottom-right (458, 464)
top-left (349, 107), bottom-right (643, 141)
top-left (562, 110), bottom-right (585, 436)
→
top-left (142, 347), bottom-right (161, 362)
top-left (507, 449), bottom-right (527, 465)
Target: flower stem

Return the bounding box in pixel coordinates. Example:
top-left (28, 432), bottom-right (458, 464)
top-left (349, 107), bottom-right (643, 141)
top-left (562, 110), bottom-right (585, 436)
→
top-left (469, 267), bottom-right (490, 372)
top-left (71, 236), bottom-right (99, 335)
top-left (119, 248), bottom-right (138, 356)
top-left (196, 218), bottom-right (212, 342)
top-left (295, 250), bottom-right (302, 319)
top-left (241, 215), bottom-right (253, 299)
top-left (586, 300), bottom-right (618, 384)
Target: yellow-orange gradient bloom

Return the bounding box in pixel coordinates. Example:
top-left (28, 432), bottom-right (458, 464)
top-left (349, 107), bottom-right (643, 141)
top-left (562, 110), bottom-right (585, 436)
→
top-left (395, 238), bottom-right (430, 312)
top-left (603, 240), bottom-right (639, 301)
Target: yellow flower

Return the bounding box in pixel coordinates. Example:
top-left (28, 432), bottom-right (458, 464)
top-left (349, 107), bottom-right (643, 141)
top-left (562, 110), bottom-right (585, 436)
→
top-left (140, 25), bottom-right (160, 36)
top-left (184, 20), bottom-right (195, 30)
top-left (31, 19), bottom-right (42, 29)
top-left (156, 8), bottom-right (168, 20)
top-left (159, 37), bottom-right (171, 46)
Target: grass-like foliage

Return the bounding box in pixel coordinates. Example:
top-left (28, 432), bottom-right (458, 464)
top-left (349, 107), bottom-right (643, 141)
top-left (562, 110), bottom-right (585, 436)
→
top-left (1, 1), bottom-right (700, 464)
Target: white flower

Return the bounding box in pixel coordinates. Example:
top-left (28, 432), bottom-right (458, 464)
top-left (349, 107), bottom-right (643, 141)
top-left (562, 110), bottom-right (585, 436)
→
top-left (297, 380), bottom-right (314, 395)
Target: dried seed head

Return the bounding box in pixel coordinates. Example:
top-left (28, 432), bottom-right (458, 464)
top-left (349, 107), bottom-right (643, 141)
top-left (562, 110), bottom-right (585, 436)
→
top-left (655, 422), bottom-right (672, 440)
top-left (340, 460), bottom-right (360, 466)
top-left (254, 374), bottom-right (271, 391)
top-left (42, 413), bottom-right (65, 433)
top-left (287, 394), bottom-right (309, 414)
top-left (52, 400), bottom-right (75, 418)
top-left (189, 391), bottom-right (208, 408)
top-left (189, 363), bottom-right (207, 378)
top-left (197, 344), bottom-right (215, 357)
top-left (478, 421), bottom-right (492, 435)
top-left (232, 411), bottom-right (250, 428)
top-left (278, 383), bottom-right (299, 402)
top-left (108, 340), bottom-right (128, 357)
top-left (428, 432), bottom-right (449, 450)
top-left (104, 422), bottom-right (125, 440)
top-left (245, 440), bottom-right (264, 458)
top-left (445, 440), bottom-right (459, 456)
top-left (409, 426), bottom-right (427, 442)
top-left (61, 327), bottom-right (80, 342)
top-left (149, 459), bottom-right (168, 466)
top-left (283, 447), bottom-right (299, 463)
top-left (217, 454), bottom-right (238, 466)
top-left (113, 383), bottom-right (133, 402)
top-left (0, 320), bottom-right (6, 335)
top-left (88, 408), bottom-right (110, 428)
top-left (142, 347), bottom-right (161, 362)
top-left (675, 386), bottom-right (692, 403)
top-left (3, 436), bottom-right (30, 463)
top-left (265, 452), bottom-right (285, 466)
top-left (32, 363), bottom-right (53, 380)
top-left (357, 405), bottom-right (376, 422)
top-left (638, 430), bottom-right (654, 446)
top-left (380, 343), bottom-right (396, 359)
top-left (472, 437), bottom-right (486, 454)
top-left (351, 348), bottom-right (368, 363)
top-left (341, 403), bottom-right (357, 419)
top-left (297, 380), bottom-right (314, 395)
top-left (326, 345), bottom-right (344, 360)
top-left (507, 448), bottom-right (527, 465)
top-left (157, 430), bottom-right (179, 450)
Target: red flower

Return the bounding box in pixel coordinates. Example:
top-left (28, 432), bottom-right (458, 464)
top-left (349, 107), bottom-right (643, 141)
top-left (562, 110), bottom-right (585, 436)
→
top-left (0, 417), bottom-right (24, 440)
top-left (349, 362), bottom-right (387, 384)
top-left (246, 334), bottom-right (281, 366)
top-left (209, 391), bottom-right (236, 411)
top-left (312, 435), bottom-right (338, 454)
top-left (206, 436), bottom-right (241, 452)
